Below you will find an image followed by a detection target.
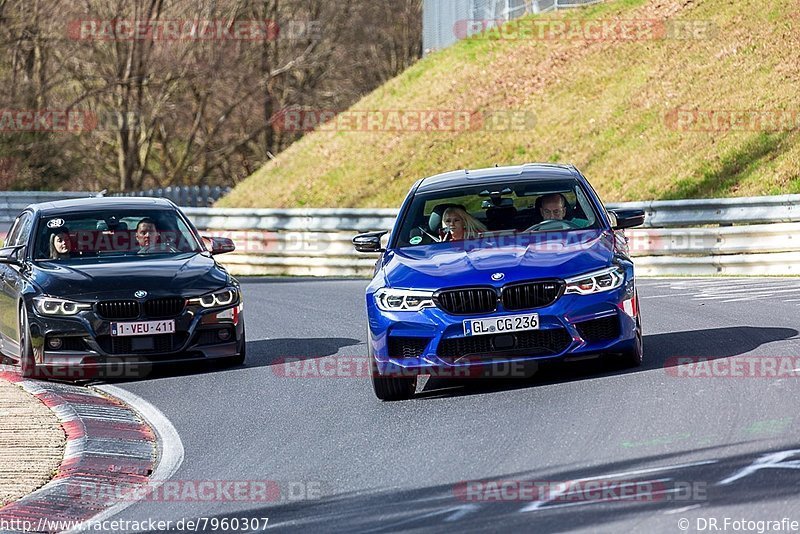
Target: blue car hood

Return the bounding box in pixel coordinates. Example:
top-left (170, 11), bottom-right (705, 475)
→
top-left (383, 229), bottom-right (615, 289)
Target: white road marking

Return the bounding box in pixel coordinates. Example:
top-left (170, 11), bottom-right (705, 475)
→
top-left (519, 460), bottom-right (718, 513)
top-left (717, 449), bottom-right (800, 486)
top-left (663, 504), bottom-right (703, 515)
top-left (63, 384), bottom-right (185, 534)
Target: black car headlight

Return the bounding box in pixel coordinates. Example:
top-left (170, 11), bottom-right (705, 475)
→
top-left (564, 266), bottom-right (625, 295)
top-left (33, 297), bottom-right (92, 316)
top-left (374, 288), bottom-right (435, 312)
top-left (188, 288), bottom-right (239, 309)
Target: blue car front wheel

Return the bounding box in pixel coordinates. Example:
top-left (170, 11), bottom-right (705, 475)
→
top-left (368, 331), bottom-right (416, 401)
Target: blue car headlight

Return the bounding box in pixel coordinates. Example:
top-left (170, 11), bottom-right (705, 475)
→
top-left (374, 288), bottom-right (435, 312)
top-left (564, 266), bottom-right (625, 295)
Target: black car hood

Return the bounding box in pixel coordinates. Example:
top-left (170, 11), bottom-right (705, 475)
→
top-left (31, 253), bottom-right (229, 299)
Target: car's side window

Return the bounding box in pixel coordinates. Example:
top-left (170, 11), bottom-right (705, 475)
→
top-left (5, 215), bottom-right (23, 247)
top-left (6, 212), bottom-right (32, 248)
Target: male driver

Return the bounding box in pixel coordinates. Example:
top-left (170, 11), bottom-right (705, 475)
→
top-left (538, 193), bottom-right (568, 220)
top-left (135, 218), bottom-right (159, 250)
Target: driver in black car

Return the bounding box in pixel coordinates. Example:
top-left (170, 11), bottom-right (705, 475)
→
top-left (135, 217), bottom-right (177, 253)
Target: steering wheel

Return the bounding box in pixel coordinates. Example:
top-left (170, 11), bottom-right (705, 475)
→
top-left (525, 219), bottom-right (581, 232)
top-left (138, 243), bottom-right (179, 254)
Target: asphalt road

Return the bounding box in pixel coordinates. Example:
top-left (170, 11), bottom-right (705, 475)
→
top-left (107, 277), bottom-right (800, 533)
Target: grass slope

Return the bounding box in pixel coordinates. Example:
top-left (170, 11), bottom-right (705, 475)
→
top-left (220, 0), bottom-right (800, 208)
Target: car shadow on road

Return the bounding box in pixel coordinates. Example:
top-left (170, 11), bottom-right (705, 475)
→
top-left (244, 337), bottom-right (363, 368)
top-left (417, 325), bottom-right (798, 400)
top-left (85, 337), bottom-right (363, 384)
top-left (131, 443), bottom-right (800, 534)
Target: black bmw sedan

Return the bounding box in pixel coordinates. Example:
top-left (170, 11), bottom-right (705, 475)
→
top-left (0, 197), bottom-right (245, 379)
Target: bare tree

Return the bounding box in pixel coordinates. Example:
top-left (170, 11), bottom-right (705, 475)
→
top-left (0, 0), bottom-right (422, 191)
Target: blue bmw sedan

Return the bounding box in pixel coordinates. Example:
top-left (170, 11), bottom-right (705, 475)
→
top-left (354, 164), bottom-right (645, 401)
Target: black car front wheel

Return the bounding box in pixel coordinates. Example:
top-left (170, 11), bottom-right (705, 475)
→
top-left (18, 304), bottom-right (38, 378)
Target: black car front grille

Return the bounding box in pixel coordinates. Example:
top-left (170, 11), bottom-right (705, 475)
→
top-left (501, 280), bottom-right (563, 310)
top-left (96, 300), bottom-right (140, 320)
top-left (96, 333), bottom-right (186, 355)
top-left (434, 288), bottom-right (497, 315)
top-left (575, 315), bottom-right (621, 343)
top-left (96, 298), bottom-right (187, 319)
top-left (387, 337), bottom-right (430, 359)
top-left (437, 328), bottom-right (572, 362)
top-left (144, 297), bottom-right (186, 318)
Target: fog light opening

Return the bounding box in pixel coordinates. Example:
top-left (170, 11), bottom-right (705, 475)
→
top-left (218, 329), bottom-right (231, 341)
top-left (47, 337), bottom-right (63, 350)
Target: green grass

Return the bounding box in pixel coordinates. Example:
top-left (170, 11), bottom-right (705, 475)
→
top-left (220, 0), bottom-right (800, 208)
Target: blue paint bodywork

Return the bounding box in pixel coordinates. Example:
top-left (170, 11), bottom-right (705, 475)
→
top-left (365, 164), bottom-right (640, 374)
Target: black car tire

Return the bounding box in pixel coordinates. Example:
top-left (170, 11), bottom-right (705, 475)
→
top-left (229, 328), bottom-right (247, 366)
top-left (368, 336), bottom-right (416, 401)
top-left (19, 304), bottom-right (38, 378)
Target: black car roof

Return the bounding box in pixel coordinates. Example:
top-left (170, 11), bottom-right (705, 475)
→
top-left (416, 163), bottom-right (580, 193)
top-left (28, 197), bottom-right (175, 216)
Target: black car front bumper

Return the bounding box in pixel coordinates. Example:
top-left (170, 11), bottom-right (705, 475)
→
top-left (24, 297), bottom-right (245, 378)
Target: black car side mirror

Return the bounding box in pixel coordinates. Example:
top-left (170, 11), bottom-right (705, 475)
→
top-left (203, 236), bottom-right (236, 255)
top-left (608, 209), bottom-right (645, 230)
top-left (0, 245), bottom-right (23, 265)
top-left (353, 231), bottom-right (388, 253)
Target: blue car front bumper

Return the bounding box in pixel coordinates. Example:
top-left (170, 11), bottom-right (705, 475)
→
top-left (367, 277), bottom-right (638, 376)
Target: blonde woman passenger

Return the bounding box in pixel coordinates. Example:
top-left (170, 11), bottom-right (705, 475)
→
top-left (440, 207), bottom-right (487, 241)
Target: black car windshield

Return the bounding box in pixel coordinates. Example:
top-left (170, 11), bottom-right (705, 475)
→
top-left (34, 209), bottom-right (203, 261)
top-left (395, 178), bottom-right (601, 248)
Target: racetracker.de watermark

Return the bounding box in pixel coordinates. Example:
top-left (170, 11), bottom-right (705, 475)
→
top-left (0, 110), bottom-right (97, 133)
top-left (271, 109), bottom-right (536, 132)
top-left (666, 356), bottom-right (800, 378)
top-left (453, 479), bottom-right (707, 503)
top-left (665, 108), bottom-right (800, 132)
top-left (67, 19), bottom-right (321, 41)
top-left (272, 356), bottom-right (536, 379)
top-left (454, 18), bottom-right (717, 41)
top-left (68, 479), bottom-right (323, 503)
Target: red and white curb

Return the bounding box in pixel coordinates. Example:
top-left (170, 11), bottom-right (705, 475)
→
top-left (0, 370), bottom-right (184, 533)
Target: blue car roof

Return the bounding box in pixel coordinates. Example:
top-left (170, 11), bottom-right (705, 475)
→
top-left (416, 163), bottom-right (581, 193)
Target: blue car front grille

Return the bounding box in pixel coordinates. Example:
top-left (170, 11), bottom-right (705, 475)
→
top-left (434, 288), bottom-right (497, 315)
top-left (501, 280), bottom-right (563, 310)
top-left (575, 315), bottom-right (620, 342)
top-left (436, 328), bottom-right (572, 362)
top-left (434, 280), bottom-right (564, 315)
top-left (387, 337), bottom-right (430, 359)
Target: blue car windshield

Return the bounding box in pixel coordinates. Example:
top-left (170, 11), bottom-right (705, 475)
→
top-left (33, 209), bottom-right (203, 261)
top-left (395, 178), bottom-right (601, 248)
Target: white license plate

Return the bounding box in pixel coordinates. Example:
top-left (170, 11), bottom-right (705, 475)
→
top-left (463, 313), bottom-right (539, 337)
top-left (111, 320), bottom-right (175, 337)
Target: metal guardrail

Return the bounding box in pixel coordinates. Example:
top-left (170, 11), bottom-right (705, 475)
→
top-left (423, 0), bottom-right (604, 51)
top-left (0, 192), bottom-right (98, 230)
top-left (2, 192), bottom-right (800, 276)
top-left (112, 185), bottom-right (231, 207)
top-left (190, 194), bottom-right (800, 277)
